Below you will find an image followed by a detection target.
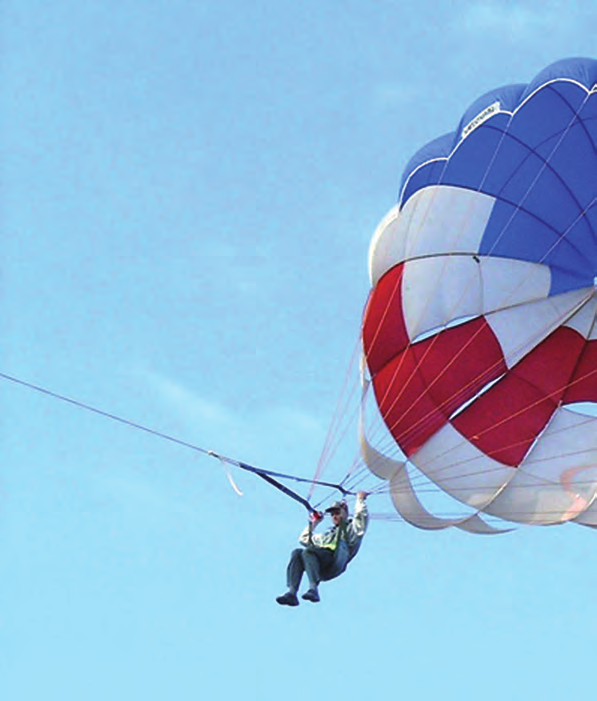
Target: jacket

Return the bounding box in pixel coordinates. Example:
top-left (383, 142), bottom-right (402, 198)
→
top-left (298, 495), bottom-right (369, 579)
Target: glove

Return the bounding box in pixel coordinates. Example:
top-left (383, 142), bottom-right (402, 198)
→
top-left (310, 510), bottom-right (324, 524)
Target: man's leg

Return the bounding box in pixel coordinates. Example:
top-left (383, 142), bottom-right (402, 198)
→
top-left (276, 549), bottom-right (304, 606)
top-left (301, 548), bottom-right (335, 602)
top-left (286, 549), bottom-right (306, 594)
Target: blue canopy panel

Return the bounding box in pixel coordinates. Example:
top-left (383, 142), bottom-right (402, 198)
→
top-left (399, 58), bottom-right (597, 296)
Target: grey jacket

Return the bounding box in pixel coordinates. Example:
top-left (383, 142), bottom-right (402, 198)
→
top-left (298, 495), bottom-right (369, 579)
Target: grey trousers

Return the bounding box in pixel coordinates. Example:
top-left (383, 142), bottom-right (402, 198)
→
top-left (286, 547), bottom-right (336, 592)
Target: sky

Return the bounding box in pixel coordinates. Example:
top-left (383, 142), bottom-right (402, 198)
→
top-left (2, 1), bottom-right (597, 699)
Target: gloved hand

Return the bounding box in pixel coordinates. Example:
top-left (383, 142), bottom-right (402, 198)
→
top-left (310, 510), bottom-right (324, 524)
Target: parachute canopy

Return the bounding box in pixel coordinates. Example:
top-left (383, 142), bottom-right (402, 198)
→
top-left (361, 58), bottom-right (597, 531)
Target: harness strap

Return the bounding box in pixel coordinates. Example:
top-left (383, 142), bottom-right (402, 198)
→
top-left (246, 467), bottom-right (317, 514)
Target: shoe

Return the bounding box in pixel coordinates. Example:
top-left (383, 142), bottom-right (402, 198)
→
top-left (276, 592), bottom-right (299, 606)
top-left (301, 588), bottom-right (320, 603)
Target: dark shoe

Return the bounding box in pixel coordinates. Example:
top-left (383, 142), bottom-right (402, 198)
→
top-left (276, 592), bottom-right (299, 606)
top-left (301, 588), bottom-right (320, 603)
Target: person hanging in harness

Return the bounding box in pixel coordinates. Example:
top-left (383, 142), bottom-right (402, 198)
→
top-left (276, 491), bottom-right (369, 606)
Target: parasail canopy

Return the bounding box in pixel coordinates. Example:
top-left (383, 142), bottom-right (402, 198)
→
top-left (361, 58), bottom-right (597, 531)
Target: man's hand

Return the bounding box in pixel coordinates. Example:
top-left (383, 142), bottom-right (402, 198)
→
top-left (310, 510), bottom-right (324, 524)
top-left (357, 491), bottom-right (368, 500)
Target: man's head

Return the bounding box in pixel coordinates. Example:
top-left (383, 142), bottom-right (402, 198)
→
top-left (325, 500), bottom-right (348, 525)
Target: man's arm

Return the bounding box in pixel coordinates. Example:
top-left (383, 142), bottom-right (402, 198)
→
top-left (299, 510), bottom-right (324, 546)
top-left (351, 491), bottom-right (369, 536)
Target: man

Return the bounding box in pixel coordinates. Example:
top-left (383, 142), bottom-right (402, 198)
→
top-left (276, 491), bottom-right (369, 606)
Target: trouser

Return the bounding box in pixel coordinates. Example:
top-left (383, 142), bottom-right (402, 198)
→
top-left (286, 547), bottom-right (336, 592)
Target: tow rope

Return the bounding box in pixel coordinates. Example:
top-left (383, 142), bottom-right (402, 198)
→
top-left (1, 370), bottom-right (352, 514)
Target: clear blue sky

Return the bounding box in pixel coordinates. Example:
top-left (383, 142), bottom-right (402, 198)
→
top-left (2, 2), bottom-right (596, 700)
